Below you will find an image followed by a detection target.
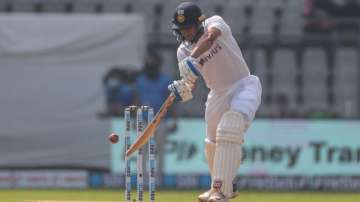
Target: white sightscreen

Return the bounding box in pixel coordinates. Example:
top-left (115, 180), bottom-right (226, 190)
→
top-left (0, 13), bottom-right (145, 167)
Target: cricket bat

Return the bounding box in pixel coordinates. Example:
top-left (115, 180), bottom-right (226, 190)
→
top-left (125, 93), bottom-right (175, 157)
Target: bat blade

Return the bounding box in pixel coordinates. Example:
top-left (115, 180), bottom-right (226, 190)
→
top-left (125, 94), bottom-right (175, 157)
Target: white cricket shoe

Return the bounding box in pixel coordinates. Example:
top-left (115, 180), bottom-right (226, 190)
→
top-left (198, 189), bottom-right (212, 202)
top-left (207, 191), bottom-right (228, 202)
top-left (198, 190), bottom-right (238, 202)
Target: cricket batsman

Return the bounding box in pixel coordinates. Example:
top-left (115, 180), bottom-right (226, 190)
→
top-left (167, 2), bottom-right (262, 202)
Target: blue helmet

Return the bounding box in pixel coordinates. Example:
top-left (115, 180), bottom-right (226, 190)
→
top-left (172, 2), bottom-right (205, 43)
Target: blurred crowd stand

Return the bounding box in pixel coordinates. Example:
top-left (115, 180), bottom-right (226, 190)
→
top-left (2, 0), bottom-right (360, 119)
top-left (99, 67), bottom-right (137, 117)
top-left (304, 0), bottom-right (360, 34)
top-left (98, 51), bottom-right (178, 184)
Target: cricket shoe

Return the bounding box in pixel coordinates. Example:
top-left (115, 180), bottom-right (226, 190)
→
top-left (207, 191), bottom-right (228, 202)
top-left (198, 189), bottom-right (212, 202)
top-left (198, 190), bottom-right (238, 202)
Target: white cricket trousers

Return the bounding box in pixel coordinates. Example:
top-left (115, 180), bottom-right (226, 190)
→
top-left (205, 75), bottom-right (262, 142)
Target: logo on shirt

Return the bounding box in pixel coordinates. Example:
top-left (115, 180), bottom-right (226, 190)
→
top-left (198, 43), bottom-right (222, 66)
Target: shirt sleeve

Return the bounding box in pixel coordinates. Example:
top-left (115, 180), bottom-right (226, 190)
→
top-left (177, 46), bottom-right (188, 62)
top-left (207, 15), bottom-right (231, 36)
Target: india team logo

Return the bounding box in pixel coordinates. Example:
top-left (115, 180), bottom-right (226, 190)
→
top-left (177, 14), bottom-right (185, 23)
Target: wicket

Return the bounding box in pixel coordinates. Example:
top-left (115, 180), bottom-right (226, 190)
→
top-left (124, 105), bottom-right (156, 202)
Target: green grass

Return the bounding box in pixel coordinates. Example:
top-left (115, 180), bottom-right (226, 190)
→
top-left (0, 189), bottom-right (360, 202)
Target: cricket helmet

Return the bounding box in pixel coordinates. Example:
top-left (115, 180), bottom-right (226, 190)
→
top-left (172, 2), bottom-right (205, 43)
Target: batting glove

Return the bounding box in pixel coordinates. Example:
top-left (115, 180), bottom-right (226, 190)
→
top-left (168, 79), bottom-right (193, 102)
top-left (178, 56), bottom-right (200, 84)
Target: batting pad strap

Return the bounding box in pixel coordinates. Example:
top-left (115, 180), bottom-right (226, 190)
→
top-left (216, 110), bottom-right (248, 144)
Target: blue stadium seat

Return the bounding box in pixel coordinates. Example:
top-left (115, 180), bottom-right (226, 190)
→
top-left (12, 0), bottom-right (39, 12)
top-left (272, 50), bottom-right (297, 108)
top-left (221, 4), bottom-right (251, 35)
top-left (42, 0), bottom-right (71, 13)
top-left (281, 8), bottom-right (303, 36)
top-left (252, 49), bottom-right (271, 116)
top-left (0, 0), bottom-right (13, 12)
top-left (334, 48), bottom-right (358, 117)
top-left (251, 3), bottom-right (275, 35)
top-left (302, 48), bottom-right (328, 110)
top-left (253, 49), bottom-right (267, 86)
top-left (73, 0), bottom-right (104, 13)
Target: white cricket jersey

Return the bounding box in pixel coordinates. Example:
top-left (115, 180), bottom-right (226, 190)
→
top-left (177, 15), bottom-right (250, 91)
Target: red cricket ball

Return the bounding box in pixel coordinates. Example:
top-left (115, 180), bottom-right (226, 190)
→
top-left (108, 133), bottom-right (119, 144)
